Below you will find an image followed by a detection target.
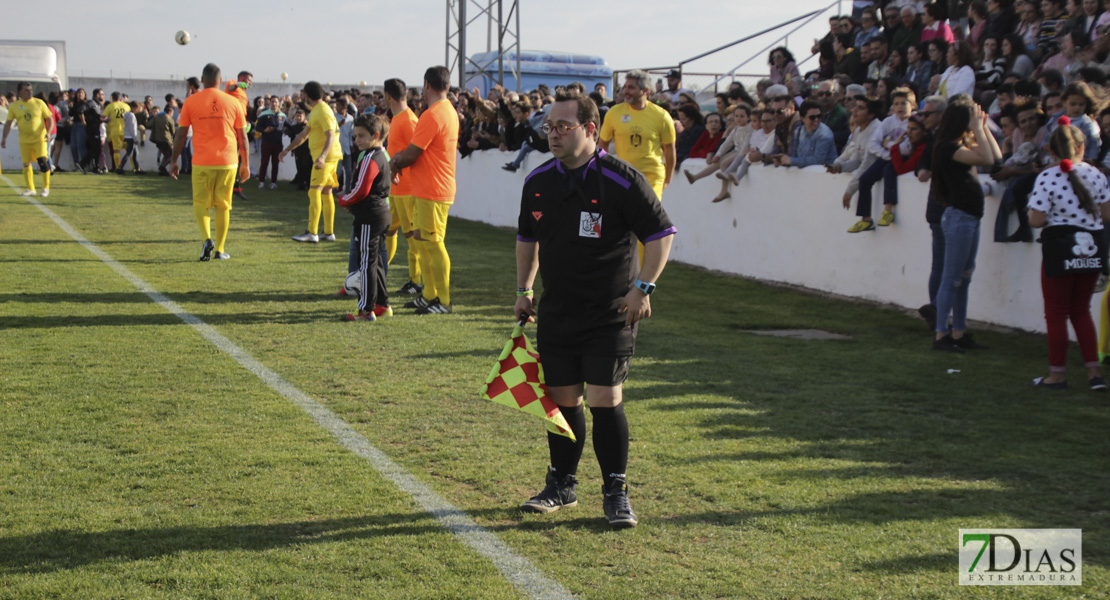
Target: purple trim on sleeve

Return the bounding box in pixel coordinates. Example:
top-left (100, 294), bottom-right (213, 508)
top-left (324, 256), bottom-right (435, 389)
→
top-left (517, 235), bottom-right (537, 243)
top-left (643, 226), bottom-right (677, 243)
top-left (601, 168), bottom-right (633, 189)
top-left (524, 161), bottom-right (559, 184)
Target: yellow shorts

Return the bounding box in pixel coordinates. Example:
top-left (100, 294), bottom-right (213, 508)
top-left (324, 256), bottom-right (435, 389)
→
top-left (646, 175), bottom-right (664, 203)
top-left (413, 197), bottom-right (452, 243)
top-left (389, 194), bottom-right (415, 233)
top-left (191, 165), bottom-right (237, 211)
top-left (19, 141), bottom-right (47, 163)
top-left (109, 134), bottom-right (125, 152)
top-left (310, 160), bottom-right (340, 188)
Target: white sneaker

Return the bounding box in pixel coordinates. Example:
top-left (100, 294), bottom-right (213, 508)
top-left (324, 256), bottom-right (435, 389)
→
top-left (320, 233), bottom-right (337, 242)
top-left (40, 189), bottom-right (49, 197)
top-left (20, 190), bottom-right (36, 196)
top-left (269, 182), bottom-right (278, 190)
top-left (292, 231), bottom-right (319, 243)
top-left (258, 181), bottom-right (265, 189)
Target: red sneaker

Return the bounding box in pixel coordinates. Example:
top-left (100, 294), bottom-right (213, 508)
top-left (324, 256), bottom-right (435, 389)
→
top-left (334, 286), bottom-right (351, 297)
top-left (373, 304), bottom-right (393, 317)
top-left (343, 311), bottom-right (375, 322)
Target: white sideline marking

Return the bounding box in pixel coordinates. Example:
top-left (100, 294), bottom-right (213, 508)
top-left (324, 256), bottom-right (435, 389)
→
top-left (4, 175), bottom-right (576, 600)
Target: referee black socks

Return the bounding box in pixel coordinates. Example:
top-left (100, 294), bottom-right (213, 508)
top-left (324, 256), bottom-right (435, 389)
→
top-left (590, 404), bottom-right (629, 489)
top-left (547, 403), bottom-right (586, 480)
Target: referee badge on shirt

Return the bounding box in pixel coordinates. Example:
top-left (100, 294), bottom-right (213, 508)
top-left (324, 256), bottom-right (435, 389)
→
top-left (580, 212), bottom-right (601, 238)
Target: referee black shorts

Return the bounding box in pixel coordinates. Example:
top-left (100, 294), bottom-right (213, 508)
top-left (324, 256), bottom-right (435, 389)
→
top-left (542, 353), bottom-right (631, 388)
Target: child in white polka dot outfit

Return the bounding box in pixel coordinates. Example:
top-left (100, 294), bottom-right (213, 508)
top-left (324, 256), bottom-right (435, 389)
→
top-left (1028, 116), bottom-right (1110, 391)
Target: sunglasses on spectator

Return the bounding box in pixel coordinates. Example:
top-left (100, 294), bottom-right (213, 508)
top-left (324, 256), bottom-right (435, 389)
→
top-left (541, 121), bottom-right (585, 135)
top-left (816, 91), bottom-right (833, 97)
top-left (805, 113), bottom-right (822, 121)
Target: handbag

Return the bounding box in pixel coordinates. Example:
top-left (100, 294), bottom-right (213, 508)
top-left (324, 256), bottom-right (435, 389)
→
top-left (1040, 225), bottom-right (1107, 278)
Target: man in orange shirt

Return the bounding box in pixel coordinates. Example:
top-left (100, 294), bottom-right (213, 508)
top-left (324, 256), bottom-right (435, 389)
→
top-left (170, 63), bottom-right (250, 261)
top-left (383, 77), bottom-right (423, 296)
top-left (389, 66), bottom-right (459, 315)
top-left (224, 70), bottom-right (252, 200)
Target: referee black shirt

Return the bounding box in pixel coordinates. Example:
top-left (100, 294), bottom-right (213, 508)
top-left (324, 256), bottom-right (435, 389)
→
top-left (517, 150), bottom-right (676, 357)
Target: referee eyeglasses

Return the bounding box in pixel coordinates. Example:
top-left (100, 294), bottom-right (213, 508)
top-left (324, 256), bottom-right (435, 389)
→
top-left (541, 121), bottom-right (586, 135)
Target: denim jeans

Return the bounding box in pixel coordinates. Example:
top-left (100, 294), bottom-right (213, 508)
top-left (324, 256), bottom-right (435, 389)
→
top-left (928, 222), bottom-right (945, 305)
top-left (338, 154), bottom-right (353, 191)
top-left (935, 207), bottom-right (981, 334)
top-left (855, 159), bottom-right (897, 218)
top-left (992, 173), bottom-right (1034, 242)
top-left (510, 142), bottom-right (535, 168)
top-left (70, 126), bottom-right (87, 166)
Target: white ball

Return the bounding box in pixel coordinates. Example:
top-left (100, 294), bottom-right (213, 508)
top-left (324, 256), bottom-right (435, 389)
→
top-left (344, 272), bottom-right (362, 296)
top-left (175, 30), bottom-right (191, 45)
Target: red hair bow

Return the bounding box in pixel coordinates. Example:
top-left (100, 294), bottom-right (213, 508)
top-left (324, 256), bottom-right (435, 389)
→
top-left (1057, 115), bottom-right (1071, 127)
top-left (1060, 159), bottom-right (1073, 173)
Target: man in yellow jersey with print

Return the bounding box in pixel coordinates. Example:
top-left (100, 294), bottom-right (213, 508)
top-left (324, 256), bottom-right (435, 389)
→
top-left (103, 92), bottom-right (130, 173)
top-left (389, 66), bottom-right (459, 315)
top-left (1, 82), bottom-right (54, 197)
top-left (281, 81), bottom-right (342, 243)
top-left (224, 71), bottom-right (252, 200)
top-left (169, 63), bottom-right (249, 261)
top-left (383, 77), bottom-right (423, 297)
top-left (599, 69), bottom-right (676, 202)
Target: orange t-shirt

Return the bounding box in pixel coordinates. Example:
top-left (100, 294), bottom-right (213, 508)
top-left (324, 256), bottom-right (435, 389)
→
top-left (224, 81), bottom-right (249, 111)
top-left (179, 87), bottom-right (247, 166)
top-left (409, 99), bottom-right (459, 202)
top-left (388, 107), bottom-right (419, 196)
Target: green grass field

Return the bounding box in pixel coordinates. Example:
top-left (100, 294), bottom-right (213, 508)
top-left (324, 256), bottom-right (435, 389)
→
top-left (1, 171), bottom-right (1107, 599)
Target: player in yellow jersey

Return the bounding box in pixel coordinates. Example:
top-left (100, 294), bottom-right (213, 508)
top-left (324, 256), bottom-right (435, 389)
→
top-left (599, 69), bottom-right (676, 202)
top-left (383, 77), bottom-right (423, 296)
top-left (103, 92), bottom-right (130, 173)
top-left (2, 82), bottom-right (55, 197)
top-left (281, 81), bottom-right (343, 243)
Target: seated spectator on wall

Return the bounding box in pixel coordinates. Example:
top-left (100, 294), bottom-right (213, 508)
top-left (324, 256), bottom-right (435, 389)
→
top-left (772, 100), bottom-right (838, 169)
top-left (675, 105), bottom-right (706, 166)
top-left (1045, 80), bottom-right (1103, 161)
top-left (830, 95), bottom-right (883, 209)
top-left (690, 111), bottom-right (725, 161)
top-left (715, 106), bottom-right (779, 199)
top-left (501, 100), bottom-right (548, 173)
top-left (847, 87), bottom-right (918, 232)
top-left (770, 47), bottom-right (802, 88)
top-left (685, 105), bottom-right (752, 187)
top-left (903, 43), bottom-right (937, 96)
top-left (921, 2), bottom-right (956, 44)
top-left (938, 41), bottom-right (977, 99)
top-left (992, 97), bottom-right (1049, 241)
top-left (816, 79), bottom-right (852, 151)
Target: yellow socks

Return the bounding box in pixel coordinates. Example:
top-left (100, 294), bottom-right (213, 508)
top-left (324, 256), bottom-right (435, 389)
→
top-left (321, 190), bottom-right (335, 235)
top-left (385, 231), bottom-right (398, 265)
top-left (214, 209), bottom-right (230, 253)
top-left (22, 166), bottom-right (34, 192)
top-left (424, 239), bottom-right (451, 305)
top-left (193, 203), bottom-right (212, 241)
top-left (41, 169), bottom-right (50, 191)
top-left (307, 188), bottom-right (322, 235)
top-left (405, 232), bottom-right (422, 285)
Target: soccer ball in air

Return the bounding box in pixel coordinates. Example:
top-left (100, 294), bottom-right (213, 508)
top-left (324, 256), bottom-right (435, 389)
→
top-left (175, 30), bottom-right (191, 45)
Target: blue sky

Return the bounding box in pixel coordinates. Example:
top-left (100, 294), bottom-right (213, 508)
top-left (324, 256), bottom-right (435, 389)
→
top-left (13, 0), bottom-right (847, 88)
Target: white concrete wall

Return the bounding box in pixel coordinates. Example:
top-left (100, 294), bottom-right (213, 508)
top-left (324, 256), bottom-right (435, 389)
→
top-left (452, 148), bottom-right (1097, 335)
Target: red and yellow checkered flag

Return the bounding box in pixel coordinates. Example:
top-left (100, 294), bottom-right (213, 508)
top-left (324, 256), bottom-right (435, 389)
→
top-left (481, 324), bottom-right (576, 441)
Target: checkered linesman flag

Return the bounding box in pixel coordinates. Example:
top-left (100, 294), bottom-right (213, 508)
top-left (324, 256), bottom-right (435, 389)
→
top-left (481, 324), bottom-right (576, 441)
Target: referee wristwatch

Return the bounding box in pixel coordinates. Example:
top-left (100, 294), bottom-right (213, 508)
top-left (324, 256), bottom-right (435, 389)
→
top-left (634, 279), bottom-right (656, 296)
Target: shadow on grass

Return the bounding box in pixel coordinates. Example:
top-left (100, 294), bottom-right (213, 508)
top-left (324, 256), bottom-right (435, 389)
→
top-left (0, 510), bottom-right (613, 575)
top-left (0, 309), bottom-right (337, 329)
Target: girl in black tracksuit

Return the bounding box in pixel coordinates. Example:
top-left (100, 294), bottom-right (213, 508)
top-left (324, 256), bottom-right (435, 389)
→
top-left (337, 114), bottom-right (392, 321)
